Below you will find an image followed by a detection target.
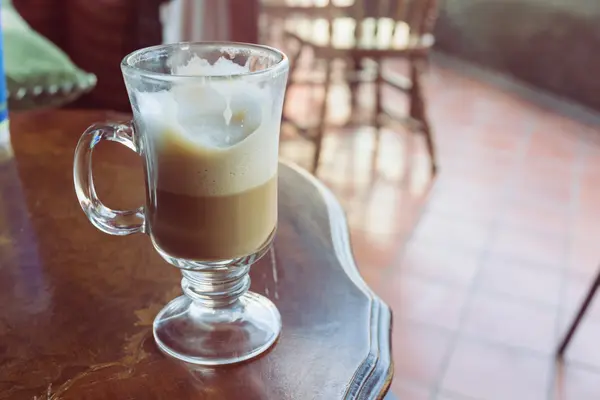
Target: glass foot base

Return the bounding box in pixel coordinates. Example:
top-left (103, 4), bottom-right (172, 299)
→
top-left (153, 292), bottom-right (281, 365)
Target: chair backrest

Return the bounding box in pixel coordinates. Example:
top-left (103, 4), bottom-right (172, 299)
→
top-left (308, 0), bottom-right (438, 49)
top-left (270, 0), bottom-right (438, 49)
top-left (350, 0), bottom-right (439, 37)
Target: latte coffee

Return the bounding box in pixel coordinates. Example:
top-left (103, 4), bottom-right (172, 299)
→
top-left (149, 176), bottom-right (277, 261)
top-left (134, 56), bottom-right (281, 262)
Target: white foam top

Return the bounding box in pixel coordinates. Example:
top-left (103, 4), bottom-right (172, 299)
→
top-left (175, 55), bottom-right (249, 76)
top-left (135, 56), bottom-right (279, 196)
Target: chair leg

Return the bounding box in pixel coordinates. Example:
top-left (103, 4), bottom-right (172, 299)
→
top-left (409, 58), bottom-right (438, 175)
top-left (312, 60), bottom-right (332, 174)
top-left (557, 267), bottom-right (600, 357)
top-left (282, 39), bottom-right (303, 124)
top-left (349, 56), bottom-right (361, 112)
top-left (286, 38), bottom-right (303, 84)
top-left (373, 58), bottom-right (383, 168)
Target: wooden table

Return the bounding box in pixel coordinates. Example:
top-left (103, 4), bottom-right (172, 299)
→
top-left (0, 110), bottom-right (393, 399)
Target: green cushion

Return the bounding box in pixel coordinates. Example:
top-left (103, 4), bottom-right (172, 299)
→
top-left (2, 0), bottom-right (96, 110)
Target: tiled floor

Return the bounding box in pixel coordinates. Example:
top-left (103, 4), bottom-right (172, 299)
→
top-left (279, 56), bottom-right (600, 399)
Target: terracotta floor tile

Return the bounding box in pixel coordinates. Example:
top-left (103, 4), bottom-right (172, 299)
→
top-left (475, 104), bottom-right (536, 133)
top-left (428, 97), bottom-right (479, 127)
top-left (562, 275), bottom-right (600, 325)
top-left (435, 391), bottom-right (476, 400)
top-left (561, 317), bottom-right (600, 369)
top-left (579, 159), bottom-right (600, 184)
top-left (477, 257), bottom-right (562, 307)
top-left (553, 364), bottom-right (600, 400)
top-left (411, 212), bottom-right (493, 252)
top-left (581, 135), bottom-right (600, 162)
top-left (390, 379), bottom-right (431, 400)
top-left (533, 110), bottom-right (595, 137)
top-left (432, 178), bottom-right (509, 205)
top-left (434, 165), bottom-right (510, 196)
top-left (470, 128), bottom-right (528, 154)
top-left (520, 149), bottom-right (576, 175)
top-left (345, 184), bottom-right (415, 236)
top-left (399, 240), bottom-right (482, 287)
top-left (577, 185), bottom-right (600, 225)
top-left (384, 274), bottom-right (468, 331)
top-left (374, 130), bottom-right (423, 182)
top-left (461, 292), bottom-right (558, 354)
top-left (356, 263), bottom-right (386, 296)
top-left (316, 132), bottom-right (379, 186)
top-left (275, 50), bottom-right (600, 398)
top-left (350, 230), bottom-right (405, 271)
top-left (392, 322), bottom-right (453, 386)
top-left (502, 195), bottom-right (571, 236)
top-left (571, 216), bottom-right (600, 250)
top-left (511, 183), bottom-right (574, 211)
top-left (433, 130), bottom-right (473, 154)
top-left (580, 157), bottom-right (600, 189)
top-left (440, 139), bottom-right (508, 165)
top-left (447, 142), bottom-right (510, 160)
top-left (489, 226), bottom-right (568, 269)
top-left (513, 159), bottom-right (575, 207)
top-left (441, 340), bottom-right (551, 400)
top-left (424, 189), bottom-right (504, 225)
top-left (435, 149), bottom-right (516, 186)
top-left (526, 129), bottom-right (580, 162)
top-left (566, 238), bottom-right (600, 279)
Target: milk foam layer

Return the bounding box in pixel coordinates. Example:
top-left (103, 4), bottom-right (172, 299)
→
top-left (135, 56), bottom-right (279, 197)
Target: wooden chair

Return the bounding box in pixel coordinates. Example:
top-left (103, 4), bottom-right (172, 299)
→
top-left (261, 1), bottom-right (354, 49)
top-left (280, 0), bottom-right (439, 174)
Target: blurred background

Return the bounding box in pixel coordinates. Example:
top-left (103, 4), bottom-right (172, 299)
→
top-left (7, 0), bottom-right (600, 398)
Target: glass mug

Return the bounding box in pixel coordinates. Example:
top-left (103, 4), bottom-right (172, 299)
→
top-left (73, 43), bottom-right (289, 365)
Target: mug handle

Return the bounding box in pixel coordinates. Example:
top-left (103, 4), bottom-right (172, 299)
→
top-left (73, 122), bottom-right (145, 235)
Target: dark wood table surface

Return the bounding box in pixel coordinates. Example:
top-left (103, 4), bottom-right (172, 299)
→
top-left (0, 110), bottom-right (393, 399)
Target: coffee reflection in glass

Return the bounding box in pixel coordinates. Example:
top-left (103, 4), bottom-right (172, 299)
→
top-left (73, 43), bottom-right (289, 365)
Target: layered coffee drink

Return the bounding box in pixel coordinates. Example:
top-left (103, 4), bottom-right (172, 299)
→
top-left (134, 56), bottom-right (280, 261)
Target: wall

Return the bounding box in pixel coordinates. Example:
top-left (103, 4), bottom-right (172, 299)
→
top-left (434, 0), bottom-right (600, 110)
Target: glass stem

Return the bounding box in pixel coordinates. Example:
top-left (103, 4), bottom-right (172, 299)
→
top-left (181, 265), bottom-right (251, 308)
